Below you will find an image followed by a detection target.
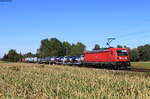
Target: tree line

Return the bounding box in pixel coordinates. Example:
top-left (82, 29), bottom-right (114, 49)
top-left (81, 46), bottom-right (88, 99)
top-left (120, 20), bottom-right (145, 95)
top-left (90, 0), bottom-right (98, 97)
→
top-left (2, 38), bottom-right (150, 62)
top-left (36, 38), bottom-right (86, 57)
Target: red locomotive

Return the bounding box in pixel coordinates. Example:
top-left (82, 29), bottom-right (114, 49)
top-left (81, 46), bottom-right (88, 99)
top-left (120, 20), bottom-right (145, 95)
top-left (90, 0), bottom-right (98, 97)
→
top-left (83, 48), bottom-right (130, 69)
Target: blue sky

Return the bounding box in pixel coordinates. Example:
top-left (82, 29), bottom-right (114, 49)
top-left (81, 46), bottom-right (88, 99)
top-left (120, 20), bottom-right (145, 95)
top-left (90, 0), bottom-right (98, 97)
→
top-left (0, 0), bottom-right (150, 57)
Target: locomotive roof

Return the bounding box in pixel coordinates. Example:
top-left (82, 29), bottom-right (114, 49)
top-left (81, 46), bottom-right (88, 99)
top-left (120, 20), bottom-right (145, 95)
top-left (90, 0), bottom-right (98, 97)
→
top-left (84, 48), bottom-right (109, 53)
top-left (84, 48), bottom-right (128, 53)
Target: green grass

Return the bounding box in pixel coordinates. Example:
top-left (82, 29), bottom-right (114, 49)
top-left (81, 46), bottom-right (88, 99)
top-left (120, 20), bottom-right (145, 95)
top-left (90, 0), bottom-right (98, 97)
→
top-left (131, 61), bottom-right (150, 69)
top-left (0, 62), bottom-right (150, 98)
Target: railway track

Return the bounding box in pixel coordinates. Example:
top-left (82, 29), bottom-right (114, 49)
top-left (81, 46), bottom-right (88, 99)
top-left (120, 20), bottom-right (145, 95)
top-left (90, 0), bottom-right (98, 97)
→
top-left (77, 65), bottom-right (150, 72)
top-left (122, 68), bottom-right (150, 72)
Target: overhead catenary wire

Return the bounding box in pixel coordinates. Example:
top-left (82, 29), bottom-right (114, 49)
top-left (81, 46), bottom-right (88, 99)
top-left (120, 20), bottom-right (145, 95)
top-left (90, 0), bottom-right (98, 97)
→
top-left (83, 31), bottom-right (150, 49)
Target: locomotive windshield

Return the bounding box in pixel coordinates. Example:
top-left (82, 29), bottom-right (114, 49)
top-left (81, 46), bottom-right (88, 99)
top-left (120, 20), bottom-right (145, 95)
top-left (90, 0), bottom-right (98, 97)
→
top-left (117, 50), bottom-right (128, 56)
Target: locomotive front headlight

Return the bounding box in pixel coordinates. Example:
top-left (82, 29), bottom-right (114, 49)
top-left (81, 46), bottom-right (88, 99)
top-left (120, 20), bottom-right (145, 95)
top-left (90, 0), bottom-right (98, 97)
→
top-left (119, 57), bottom-right (122, 59)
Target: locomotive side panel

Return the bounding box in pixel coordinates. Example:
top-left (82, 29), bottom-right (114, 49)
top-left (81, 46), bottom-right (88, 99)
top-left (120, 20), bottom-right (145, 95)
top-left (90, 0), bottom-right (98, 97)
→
top-left (84, 50), bottom-right (112, 63)
top-left (96, 51), bottom-right (111, 62)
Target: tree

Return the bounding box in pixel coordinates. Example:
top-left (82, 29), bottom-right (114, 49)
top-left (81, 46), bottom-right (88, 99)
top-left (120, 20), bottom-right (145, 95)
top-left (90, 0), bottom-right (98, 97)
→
top-left (130, 48), bottom-right (139, 61)
top-left (37, 38), bottom-right (87, 57)
top-left (2, 53), bottom-right (8, 61)
top-left (93, 44), bottom-right (100, 50)
top-left (18, 52), bottom-right (23, 62)
top-left (49, 38), bottom-right (63, 56)
top-left (3, 49), bottom-right (20, 62)
top-left (25, 52), bottom-right (34, 57)
top-left (38, 38), bottom-right (63, 57)
top-left (117, 45), bottom-right (123, 48)
top-left (123, 45), bottom-right (128, 48)
top-left (70, 42), bottom-right (86, 56)
top-left (38, 38), bottom-right (51, 57)
top-left (137, 44), bottom-right (150, 61)
top-left (62, 41), bottom-right (72, 56)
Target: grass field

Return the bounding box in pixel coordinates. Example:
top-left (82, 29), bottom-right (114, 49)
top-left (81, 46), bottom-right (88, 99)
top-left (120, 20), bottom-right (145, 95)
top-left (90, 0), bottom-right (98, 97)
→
top-left (0, 62), bottom-right (150, 98)
top-left (131, 62), bottom-right (150, 69)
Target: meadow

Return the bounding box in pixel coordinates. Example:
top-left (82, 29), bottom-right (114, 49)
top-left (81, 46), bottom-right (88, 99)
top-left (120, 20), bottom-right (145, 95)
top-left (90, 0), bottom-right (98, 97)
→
top-left (0, 61), bottom-right (150, 99)
top-left (131, 61), bottom-right (150, 69)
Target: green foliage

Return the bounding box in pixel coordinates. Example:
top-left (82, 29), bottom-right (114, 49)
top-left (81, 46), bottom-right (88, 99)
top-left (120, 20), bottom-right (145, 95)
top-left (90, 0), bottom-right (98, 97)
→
top-left (3, 49), bottom-right (20, 62)
top-left (137, 44), bottom-right (150, 61)
top-left (70, 42), bottom-right (86, 56)
top-left (38, 38), bottom-right (63, 57)
top-left (3, 54), bottom-right (8, 60)
top-left (62, 41), bottom-right (72, 56)
top-left (130, 48), bottom-right (140, 61)
top-left (129, 44), bottom-right (150, 61)
top-left (24, 52), bottom-right (35, 57)
top-left (117, 45), bottom-right (123, 48)
top-left (38, 38), bottom-right (86, 57)
top-left (93, 44), bottom-right (100, 50)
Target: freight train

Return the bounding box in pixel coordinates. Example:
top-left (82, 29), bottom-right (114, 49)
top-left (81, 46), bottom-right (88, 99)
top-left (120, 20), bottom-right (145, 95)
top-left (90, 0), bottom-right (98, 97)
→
top-left (24, 47), bottom-right (130, 69)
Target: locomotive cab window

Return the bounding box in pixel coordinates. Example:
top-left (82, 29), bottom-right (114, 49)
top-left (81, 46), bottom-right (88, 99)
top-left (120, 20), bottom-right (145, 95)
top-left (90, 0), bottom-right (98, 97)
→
top-left (117, 50), bottom-right (128, 56)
